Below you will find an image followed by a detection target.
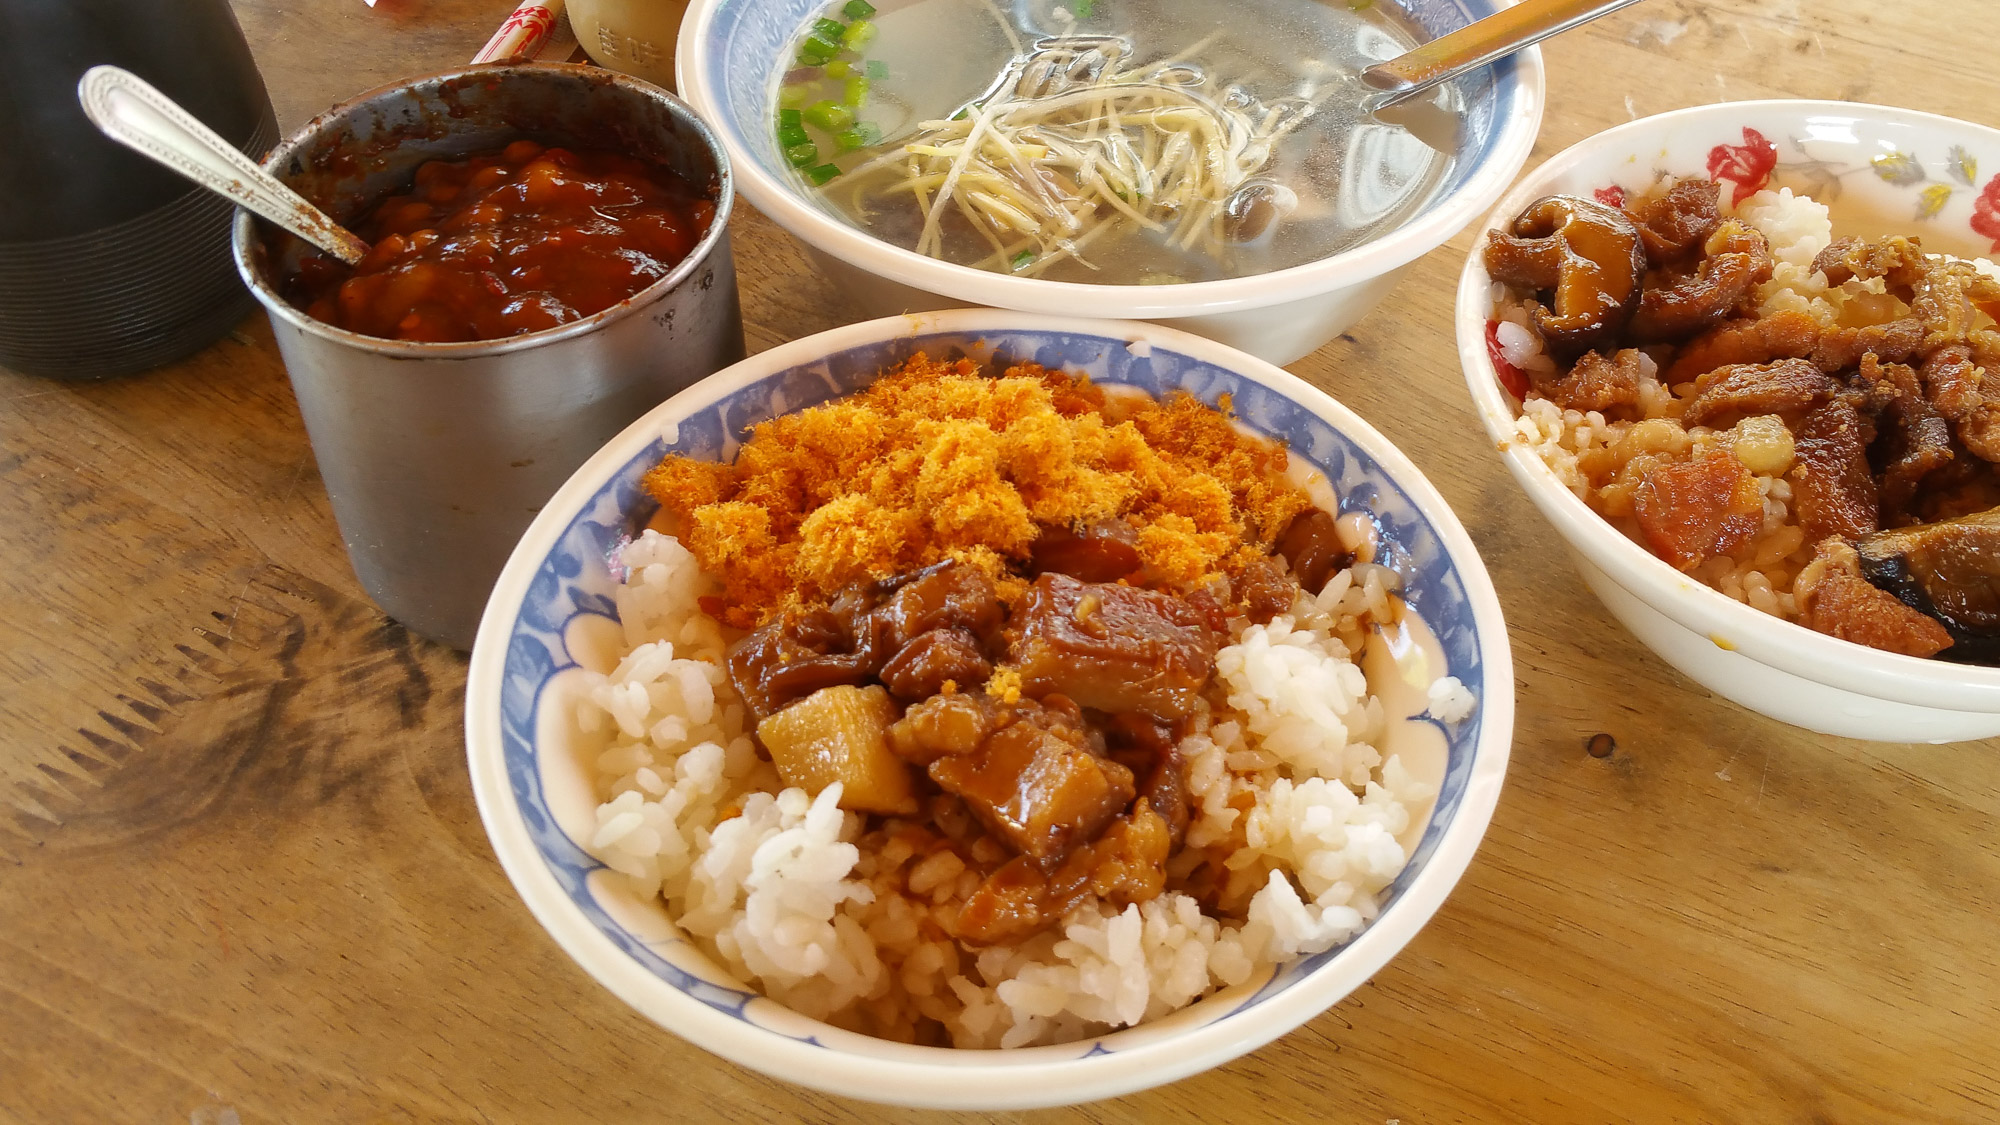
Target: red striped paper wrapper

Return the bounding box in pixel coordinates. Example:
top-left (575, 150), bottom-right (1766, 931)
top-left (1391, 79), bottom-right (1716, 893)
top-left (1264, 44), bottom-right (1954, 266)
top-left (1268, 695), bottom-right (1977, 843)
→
top-left (472, 0), bottom-right (566, 63)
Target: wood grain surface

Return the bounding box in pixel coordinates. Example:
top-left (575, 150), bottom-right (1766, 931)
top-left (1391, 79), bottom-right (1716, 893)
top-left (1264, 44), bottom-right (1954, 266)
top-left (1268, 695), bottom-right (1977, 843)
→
top-left (3, 1), bottom-right (1996, 1122)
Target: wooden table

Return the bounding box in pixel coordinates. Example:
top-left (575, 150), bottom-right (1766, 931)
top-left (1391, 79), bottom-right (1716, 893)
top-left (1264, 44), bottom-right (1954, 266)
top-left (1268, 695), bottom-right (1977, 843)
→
top-left (5, 1), bottom-right (1996, 1121)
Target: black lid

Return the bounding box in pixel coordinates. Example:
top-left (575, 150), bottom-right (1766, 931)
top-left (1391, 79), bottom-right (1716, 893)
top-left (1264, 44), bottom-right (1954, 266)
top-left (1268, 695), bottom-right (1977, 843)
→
top-left (0, 0), bottom-right (276, 242)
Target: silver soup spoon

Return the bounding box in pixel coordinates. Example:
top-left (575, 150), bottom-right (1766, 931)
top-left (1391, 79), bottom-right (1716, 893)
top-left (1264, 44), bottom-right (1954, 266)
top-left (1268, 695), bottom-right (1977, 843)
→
top-left (1363, 0), bottom-right (1651, 109)
top-left (78, 64), bottom-right (370, 265)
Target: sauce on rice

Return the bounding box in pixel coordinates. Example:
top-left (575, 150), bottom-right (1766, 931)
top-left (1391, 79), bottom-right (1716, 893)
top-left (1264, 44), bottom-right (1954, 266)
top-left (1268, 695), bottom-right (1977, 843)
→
top-left (1488, 176), bottom-right (2000, 660)
top-left (575, 357), bottom-right (1472, 1045)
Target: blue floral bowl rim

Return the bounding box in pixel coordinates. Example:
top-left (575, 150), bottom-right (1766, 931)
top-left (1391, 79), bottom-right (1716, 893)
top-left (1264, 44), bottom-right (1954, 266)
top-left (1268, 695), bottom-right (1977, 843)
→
top-left (465, 308), bottom-right (1517, 1108)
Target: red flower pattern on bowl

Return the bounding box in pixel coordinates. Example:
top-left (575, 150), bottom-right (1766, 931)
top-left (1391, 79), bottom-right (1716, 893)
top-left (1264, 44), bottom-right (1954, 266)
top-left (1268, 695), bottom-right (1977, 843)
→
top-left (1705, 126), bottom-right (1778, 206)
top-left (1973, 174), bottom-right (2000, 252)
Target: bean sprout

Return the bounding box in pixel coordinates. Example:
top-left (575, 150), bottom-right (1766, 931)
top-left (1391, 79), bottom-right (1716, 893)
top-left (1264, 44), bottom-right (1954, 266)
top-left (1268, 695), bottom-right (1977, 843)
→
top-left (827, 34), bottom-right (1321, 276)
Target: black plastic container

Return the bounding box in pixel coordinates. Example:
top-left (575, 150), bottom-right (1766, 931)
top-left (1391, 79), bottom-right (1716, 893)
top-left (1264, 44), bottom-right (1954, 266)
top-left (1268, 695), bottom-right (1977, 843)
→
top-left (0, 0), bottom-right (277, 379)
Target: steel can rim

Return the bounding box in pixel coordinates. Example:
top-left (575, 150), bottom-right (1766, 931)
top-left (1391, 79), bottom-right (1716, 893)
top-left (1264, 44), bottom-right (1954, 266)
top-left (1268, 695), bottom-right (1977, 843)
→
top-left (229, 61), bottom-right (735, 359)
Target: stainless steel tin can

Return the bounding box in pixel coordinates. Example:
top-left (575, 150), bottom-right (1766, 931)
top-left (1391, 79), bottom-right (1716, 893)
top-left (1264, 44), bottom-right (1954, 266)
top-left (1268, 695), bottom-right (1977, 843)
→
top-left (232, 63), bottom-right (743, 650)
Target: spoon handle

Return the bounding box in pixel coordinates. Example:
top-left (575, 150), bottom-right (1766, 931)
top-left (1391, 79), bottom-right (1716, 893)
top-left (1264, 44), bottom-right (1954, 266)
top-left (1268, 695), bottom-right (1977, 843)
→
top-left (77, 65), bottom-right (369, 266)
top-left (1362, 0), bottom-right (1650, 106)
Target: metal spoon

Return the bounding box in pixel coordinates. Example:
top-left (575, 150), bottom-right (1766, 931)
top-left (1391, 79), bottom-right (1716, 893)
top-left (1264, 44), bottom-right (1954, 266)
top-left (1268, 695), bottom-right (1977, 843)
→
top-left (77, 65), bottom-right (369, 265)
top-left (1362, 0), bottom-right (1650, 109)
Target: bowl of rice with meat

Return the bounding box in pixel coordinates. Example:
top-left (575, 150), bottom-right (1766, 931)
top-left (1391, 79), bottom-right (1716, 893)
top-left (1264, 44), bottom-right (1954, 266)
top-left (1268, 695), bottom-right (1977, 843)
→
top-left (465, 309), bottom-right (1513, 1107)
top-left (1455, 100), bottom-right (2000, 742)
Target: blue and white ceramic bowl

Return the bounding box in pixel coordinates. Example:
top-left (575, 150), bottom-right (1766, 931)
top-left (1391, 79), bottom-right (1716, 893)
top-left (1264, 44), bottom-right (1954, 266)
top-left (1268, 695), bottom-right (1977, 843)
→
top-left (465, 310), bottom-right (1515, 1108)
top-left (673, 0), bottom-right (1544, 366)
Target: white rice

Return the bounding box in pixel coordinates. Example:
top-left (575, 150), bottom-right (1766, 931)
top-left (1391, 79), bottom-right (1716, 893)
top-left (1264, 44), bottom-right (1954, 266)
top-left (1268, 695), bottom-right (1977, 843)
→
top-left (575, 529), bottom-right (1460, 1047)
top-left (1427, 676), bottom-right (1477, 723)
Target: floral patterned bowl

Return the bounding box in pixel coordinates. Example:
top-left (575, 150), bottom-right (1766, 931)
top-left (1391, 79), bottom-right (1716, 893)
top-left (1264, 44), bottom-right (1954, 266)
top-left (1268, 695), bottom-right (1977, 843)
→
top-left (466, 309), bottom-right (1515, 1107)
top-left (1454, 100), bottom-right (2000, 742)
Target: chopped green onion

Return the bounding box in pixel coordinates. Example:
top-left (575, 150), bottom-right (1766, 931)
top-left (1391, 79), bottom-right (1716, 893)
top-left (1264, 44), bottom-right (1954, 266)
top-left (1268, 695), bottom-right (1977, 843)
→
top-left (865, 59), bottom-right (889, 79)
top-left (778, 108), bottom-right (803, 128)
top-left (785, 142), bottom-right (820, 166)
top-left (804, 162), bottom-right (841, 186)
top-left (802, 99), bottom-right (855, 132)
top-left (1010, 249), bottom-right (1036, 271)
top-left (843, 76), bottom-right (870, 105)
top-left (811, 17), bottom-right (844, 39)
top-left (842, 0), bottom-right (876, 18)
top-left (834, 122), bottom-right (882, 151)
top-left (824, 58), bottom-right (851, 78)
top-left (777, 122), bottom-right (810, 147)
top-left (799, 34), bottom-right (839, 62)
top-left (777, 85), bottom-right (812, 109)
top-left (840, 18), bottom-right (876, 49)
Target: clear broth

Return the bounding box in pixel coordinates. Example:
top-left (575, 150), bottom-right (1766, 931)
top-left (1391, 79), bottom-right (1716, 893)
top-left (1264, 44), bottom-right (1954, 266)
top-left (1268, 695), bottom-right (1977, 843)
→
top-left (776, 0), bottom-right (1460, 284)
